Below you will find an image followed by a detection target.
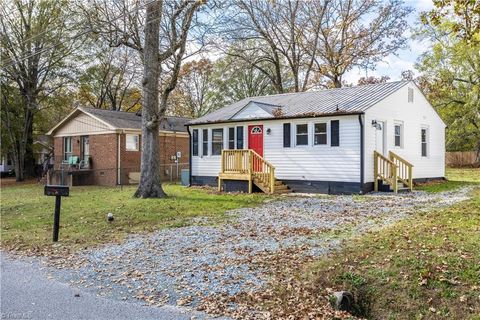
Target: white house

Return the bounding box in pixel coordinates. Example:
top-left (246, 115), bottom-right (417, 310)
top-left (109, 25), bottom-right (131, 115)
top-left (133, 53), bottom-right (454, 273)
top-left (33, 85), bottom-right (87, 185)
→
top-left (186, 81), bottom-right (446, 194)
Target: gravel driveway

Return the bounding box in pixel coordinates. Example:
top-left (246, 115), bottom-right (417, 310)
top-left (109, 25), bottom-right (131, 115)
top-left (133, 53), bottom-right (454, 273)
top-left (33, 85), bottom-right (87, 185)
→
top-left (46, 187), bottom-right (472, 316)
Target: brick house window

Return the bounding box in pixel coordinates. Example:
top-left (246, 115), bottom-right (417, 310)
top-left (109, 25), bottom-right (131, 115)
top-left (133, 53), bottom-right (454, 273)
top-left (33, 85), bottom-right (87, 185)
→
top-left (126, 134), bottom-right (139, 151)
top-left (63, 137), bottom-right (72, 160)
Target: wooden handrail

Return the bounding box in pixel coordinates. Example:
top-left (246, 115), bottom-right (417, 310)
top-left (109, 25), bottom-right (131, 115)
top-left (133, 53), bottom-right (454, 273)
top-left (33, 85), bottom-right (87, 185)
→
top-left (220, 149), bottom-right (276, 194)
top-left (388, 151), bottom-right (414, 167)
top-left (374, 151), bottom-right (398, 192)
top-left (389, 151), bottom-right (414, 191)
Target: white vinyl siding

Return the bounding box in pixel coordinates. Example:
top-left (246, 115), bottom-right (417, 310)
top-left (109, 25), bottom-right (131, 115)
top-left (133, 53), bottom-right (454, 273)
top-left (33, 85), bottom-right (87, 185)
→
top-left (55, 113), bottom-right (112, 136)
top-left (365, 85), bottom-right (445, 181)
top-left (191, 115), bottom-right (361, 182)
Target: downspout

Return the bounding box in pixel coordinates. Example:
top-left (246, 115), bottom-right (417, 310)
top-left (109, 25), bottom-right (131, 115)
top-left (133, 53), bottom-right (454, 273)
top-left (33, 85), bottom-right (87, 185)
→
top-left (117, 131), bottom-right (122, 185)
top-left (358, 114), bottom-right (365, 194)
top-left (186, 125), bottom-right (192, 187)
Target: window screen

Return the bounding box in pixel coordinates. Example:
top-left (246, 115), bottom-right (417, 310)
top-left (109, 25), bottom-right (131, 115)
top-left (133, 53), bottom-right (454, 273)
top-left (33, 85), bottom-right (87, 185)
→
top-left (421, 128), bottom-right (428, 157)
top-left (296, 124), bottom-right (308, 146)
top-left (314, 123), bottom-right (327, 145)
top-left (126, 134), bottom-right (139, 151)
top-left (394, 124), bottom-right (402, 147)
top-left (212, 129), bottom-right (224, 155)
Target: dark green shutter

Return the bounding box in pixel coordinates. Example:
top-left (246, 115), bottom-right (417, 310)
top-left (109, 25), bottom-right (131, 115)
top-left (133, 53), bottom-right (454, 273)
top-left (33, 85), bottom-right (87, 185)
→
top-left (283, 123), bottom-right (291, 147)
top-left (236, 126), bottom-right (244, 149)
top-left (331, 120), bottom-right (339, 147)
top-left (192, 129), bottom-right (198, 156)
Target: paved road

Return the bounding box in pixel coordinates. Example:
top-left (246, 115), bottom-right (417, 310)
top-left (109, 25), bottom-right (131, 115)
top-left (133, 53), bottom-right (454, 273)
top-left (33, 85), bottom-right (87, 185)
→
top-left (0, 253), bottom-right (212, 320)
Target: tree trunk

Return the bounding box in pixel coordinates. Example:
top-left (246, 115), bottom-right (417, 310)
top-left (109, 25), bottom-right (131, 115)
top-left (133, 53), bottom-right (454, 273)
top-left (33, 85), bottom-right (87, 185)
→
top-left (24, 116), bottom-right (35, 178)
top-left (134, 0), bottom-right (166, 198)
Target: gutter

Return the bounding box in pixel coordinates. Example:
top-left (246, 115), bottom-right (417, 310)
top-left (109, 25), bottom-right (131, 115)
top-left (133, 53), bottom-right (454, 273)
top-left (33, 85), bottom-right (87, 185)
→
top-left (186, 125), bottom-right (192, 187)
top-left (117, 130), bottom-right (123, 185)
top-left (186, 111), bottom-right (363, 127)
top-left (358, 114), bottom-right (365, 193)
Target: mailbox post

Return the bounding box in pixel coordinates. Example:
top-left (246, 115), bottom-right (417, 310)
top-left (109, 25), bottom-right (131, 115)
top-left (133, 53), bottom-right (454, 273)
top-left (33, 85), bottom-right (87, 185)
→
top-left (44, 185), bottom-right (69, 242)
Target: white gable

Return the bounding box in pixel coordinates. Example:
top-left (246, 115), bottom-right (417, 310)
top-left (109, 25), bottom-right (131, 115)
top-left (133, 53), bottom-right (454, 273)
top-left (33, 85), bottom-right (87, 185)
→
top-left (54, 112), bottom-right (114, 136)
top-left (231, 102), bottom-right (274, 120)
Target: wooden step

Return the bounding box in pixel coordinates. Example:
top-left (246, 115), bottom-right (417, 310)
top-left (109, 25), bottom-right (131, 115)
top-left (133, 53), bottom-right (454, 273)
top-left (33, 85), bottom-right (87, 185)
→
top-left (274, 184), bottom-right (289, 191)
top-left (274, 189), bottom-right (292, 194)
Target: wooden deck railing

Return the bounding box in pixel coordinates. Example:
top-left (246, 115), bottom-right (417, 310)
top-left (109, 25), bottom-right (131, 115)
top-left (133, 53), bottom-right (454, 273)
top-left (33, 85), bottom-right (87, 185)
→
top-left (374, 151), bottom-right (398, 192)
top-left (221, 150), bottom-right (250, 174)
top-left (219, 149), bottom-right (276, 193)
top-left (374, 151), bottom-right (414, 192)
top-left (389, 151), bottom-right (413, 191)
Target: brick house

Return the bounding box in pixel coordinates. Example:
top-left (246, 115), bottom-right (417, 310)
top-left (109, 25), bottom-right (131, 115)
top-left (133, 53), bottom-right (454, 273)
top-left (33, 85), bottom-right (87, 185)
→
top-left (46, 107), bottom-right (190, 186)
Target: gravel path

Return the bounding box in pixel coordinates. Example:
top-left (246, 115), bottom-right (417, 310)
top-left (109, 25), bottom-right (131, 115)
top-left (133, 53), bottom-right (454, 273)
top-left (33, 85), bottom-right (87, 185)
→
top-left (46, 187), bottom-right (472, 314)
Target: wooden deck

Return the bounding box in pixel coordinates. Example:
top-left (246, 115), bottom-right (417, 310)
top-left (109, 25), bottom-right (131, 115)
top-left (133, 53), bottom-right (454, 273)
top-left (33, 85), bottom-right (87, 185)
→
top-left (219, 150), bottom-right (290, 194)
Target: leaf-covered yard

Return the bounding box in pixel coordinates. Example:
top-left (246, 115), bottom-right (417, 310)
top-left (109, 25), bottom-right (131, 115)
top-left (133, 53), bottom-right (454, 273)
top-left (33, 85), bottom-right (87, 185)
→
top-left (238, 168), bottom-right (480, 319)
top-left (0, 184), bottom-right (268, 254)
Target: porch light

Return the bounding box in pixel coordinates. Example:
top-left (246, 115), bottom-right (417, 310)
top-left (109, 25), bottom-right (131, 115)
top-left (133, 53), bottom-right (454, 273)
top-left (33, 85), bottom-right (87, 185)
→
top-left (266, 128), bottom-right (272, 135)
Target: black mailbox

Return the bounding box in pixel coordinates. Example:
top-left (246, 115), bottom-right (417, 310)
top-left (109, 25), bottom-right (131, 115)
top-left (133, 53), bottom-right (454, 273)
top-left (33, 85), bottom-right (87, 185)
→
top-left (44, 185), bottom-right (70, 197)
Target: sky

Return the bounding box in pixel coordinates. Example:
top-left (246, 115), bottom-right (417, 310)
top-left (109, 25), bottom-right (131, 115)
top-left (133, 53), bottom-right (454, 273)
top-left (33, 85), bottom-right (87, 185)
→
top-left (344, 0), bottom-right (434, 84)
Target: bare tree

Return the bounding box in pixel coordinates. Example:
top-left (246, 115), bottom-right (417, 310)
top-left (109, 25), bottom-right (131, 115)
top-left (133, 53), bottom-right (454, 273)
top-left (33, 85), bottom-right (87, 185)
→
top-left (306, 0), bottom-right (413, 88)
top-left (84, 0), bottom-right (204, 198)
top-left (220, 0), bottom-right (412, 91)
top-left (1, 0), bottom-right (83, 181)
top-left (169, 58), bottom-right (216, 117)
top-left (78, 47), bottom-right (141, 111)
top-left (221, 0), bottom-right (318, 93)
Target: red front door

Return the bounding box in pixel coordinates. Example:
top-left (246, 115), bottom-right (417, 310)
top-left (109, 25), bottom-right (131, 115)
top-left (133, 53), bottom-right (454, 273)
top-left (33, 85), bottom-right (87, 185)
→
top-left (248, 125), bottom-right (264, 157)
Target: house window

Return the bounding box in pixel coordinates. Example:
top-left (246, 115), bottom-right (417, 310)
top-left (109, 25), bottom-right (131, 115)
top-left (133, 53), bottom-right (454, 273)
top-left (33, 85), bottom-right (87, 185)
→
top-left (394, 123), bottom-right (403, 147)
top-left (228, 127), bottom-right (235, 149)
top-left (126, 134), bottom-right (139, 151)
top-left (296, 124), bottom-right (308, 146)
top-left (192, 129), bottom-right (199, 156)
top-left (236, 126), bottom-right (244, 149)
top-left (421, 128), bottom-right (428, 157)
top-left (202, 129), bottom-right (208, 156)
top-left (408, 88), bottom-right (414, 103)
top-left (63, 137), bottom-right (72, 160)
top-left (211, 128), bottom-right (224, 155)
top-left (314, 123), bottom-right (327, 145)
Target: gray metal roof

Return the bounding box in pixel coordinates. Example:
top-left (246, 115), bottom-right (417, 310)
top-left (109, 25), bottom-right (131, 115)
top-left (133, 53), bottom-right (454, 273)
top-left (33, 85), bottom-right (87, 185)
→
top-left (188, 81), bottom-right (410, 125)
top-left (82, 107), bottom-right (190, 132)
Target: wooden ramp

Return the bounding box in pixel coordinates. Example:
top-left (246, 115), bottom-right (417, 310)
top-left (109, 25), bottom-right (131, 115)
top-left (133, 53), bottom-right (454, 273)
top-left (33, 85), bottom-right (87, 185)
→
top-left (374, 151), bottom-right (414, 193)
top-left (218, 150), bottom-right (291, 194)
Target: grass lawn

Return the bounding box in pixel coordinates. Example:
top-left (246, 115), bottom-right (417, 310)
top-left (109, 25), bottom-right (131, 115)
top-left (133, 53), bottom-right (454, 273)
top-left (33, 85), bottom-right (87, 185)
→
top-left (0, 184), bottom-right (269, 254)
top-left (416, 167), bottom-right (480, 193)
top-left (256, 169), bottom-right (480, 319)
